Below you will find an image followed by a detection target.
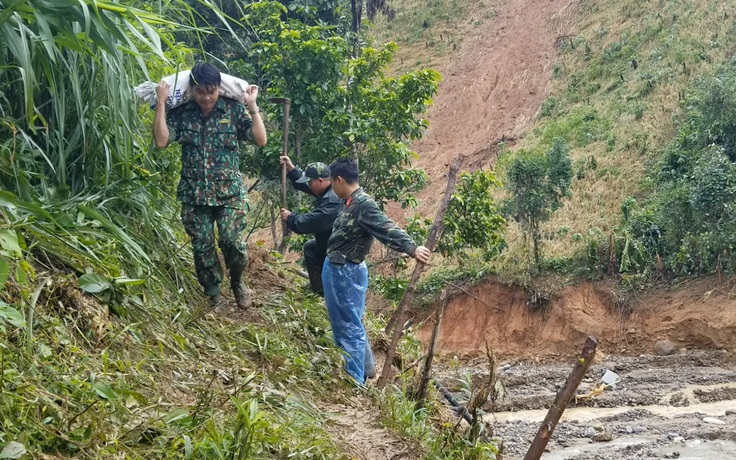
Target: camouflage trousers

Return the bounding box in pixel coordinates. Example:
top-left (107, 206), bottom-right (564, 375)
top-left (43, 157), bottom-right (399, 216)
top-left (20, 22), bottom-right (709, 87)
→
top-left (181, 201), bottom-right (248, 297)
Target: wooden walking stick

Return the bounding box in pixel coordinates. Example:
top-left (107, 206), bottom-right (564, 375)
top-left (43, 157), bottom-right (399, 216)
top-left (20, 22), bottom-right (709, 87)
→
top-left (270, 97), bottom-right (291, 253)
top-left (377, 157), bottom-right (463, 389)
top-left (523, 336), bottom-right (598, 460)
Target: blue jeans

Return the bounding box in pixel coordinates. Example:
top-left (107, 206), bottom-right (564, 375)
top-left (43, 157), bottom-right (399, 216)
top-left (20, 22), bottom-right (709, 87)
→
top-left (322, 259), bottom-right (376, 383)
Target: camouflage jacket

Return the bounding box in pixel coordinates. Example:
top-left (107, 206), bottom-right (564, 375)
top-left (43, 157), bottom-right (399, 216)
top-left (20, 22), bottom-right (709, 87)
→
top-left (165, 98), bottom-right (254, 206)
top-left (286, 167), bottom-right (343, 257)
top-left (327, 188), bottom-right (417, 264)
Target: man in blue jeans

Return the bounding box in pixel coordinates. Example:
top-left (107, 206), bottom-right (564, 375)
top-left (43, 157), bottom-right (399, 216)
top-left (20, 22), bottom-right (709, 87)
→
top-left (323, 158), bottom-right (431, 384)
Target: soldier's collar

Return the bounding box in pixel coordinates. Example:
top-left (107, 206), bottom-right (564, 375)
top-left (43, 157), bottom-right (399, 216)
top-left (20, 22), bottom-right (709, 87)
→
top-left (214, 98), bottom-right (228, 113)
top-left (346, 187), bottom-right (363, 206)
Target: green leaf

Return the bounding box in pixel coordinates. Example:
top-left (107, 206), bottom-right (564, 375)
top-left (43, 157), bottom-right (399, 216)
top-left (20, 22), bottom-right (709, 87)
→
top-left (183, 435), bottom-right (193, 459)
top-left (0, 441), bottom-right (26, 459)
top-left (14, 264), bottom-right (27, 285)
top-left (0, 230), bottom-right (22, 257)
top-left (0, 302), bottom-right (25, 329)
top-left (163, 408), bottom-right (189, 424)
top-left (78, 273), bottom-right (112, 293)
top-left (0, 257), bottom-right (9, 291)
top-left (113, 277), bottom-right (145, 286)
top-left (92, 384), bottom-right (119, 400)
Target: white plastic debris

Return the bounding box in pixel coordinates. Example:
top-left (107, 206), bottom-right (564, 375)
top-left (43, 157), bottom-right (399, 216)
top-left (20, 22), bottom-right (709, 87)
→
top-left (600, 369), bottom-right (621, 389)
top-left (703, 417), bottom-right (726, 425)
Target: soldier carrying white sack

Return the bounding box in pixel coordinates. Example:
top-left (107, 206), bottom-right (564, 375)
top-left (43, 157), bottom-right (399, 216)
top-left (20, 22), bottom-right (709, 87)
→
top-left (152, 62), bottom-right (267, 310)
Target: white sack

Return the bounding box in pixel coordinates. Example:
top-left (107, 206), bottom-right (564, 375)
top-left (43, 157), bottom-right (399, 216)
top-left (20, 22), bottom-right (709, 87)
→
top-left (135, 70), bottom-right (249, 109)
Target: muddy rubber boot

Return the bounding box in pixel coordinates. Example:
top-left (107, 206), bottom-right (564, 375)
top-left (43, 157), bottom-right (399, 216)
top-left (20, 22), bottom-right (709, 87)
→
top-left (232, 281), bottom-right (252, 309)
top-left (209, 294), bottom-right (225, 312)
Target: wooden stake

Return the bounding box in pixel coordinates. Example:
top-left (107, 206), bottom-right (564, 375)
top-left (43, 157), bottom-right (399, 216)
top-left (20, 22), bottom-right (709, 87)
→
top-left (523, 336), bottom-right (598, 460)
top-left (271, 97), bottom-right (291, 254)
top-left (415, 289), bottom-right (447, 409)
top-left (377, 158), bottom-right (463, 389)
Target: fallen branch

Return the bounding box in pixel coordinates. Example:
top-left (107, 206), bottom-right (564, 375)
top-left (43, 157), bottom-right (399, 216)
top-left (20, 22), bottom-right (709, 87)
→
top-left (524, 336), bottom-right (598, 460)
top-left (434, 378), bottom-right (473, 425)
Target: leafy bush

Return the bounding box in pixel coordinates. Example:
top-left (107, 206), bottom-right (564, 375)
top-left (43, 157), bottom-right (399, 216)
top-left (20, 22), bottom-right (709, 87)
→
top-left (621, 58), bottom-right (736, 275)
top-left (407, 170), bottom-right (506, 261)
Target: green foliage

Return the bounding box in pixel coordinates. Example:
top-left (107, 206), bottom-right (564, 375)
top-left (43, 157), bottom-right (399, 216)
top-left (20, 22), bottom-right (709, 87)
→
top-left (415, 260), bottom-right (495, 306)
top-left (237, 2), bottom-right (440, 208)
top-left (407, 170), bottom-right (506, 261)
top-left (621, 59), bottom-right (736, 276)
top-left (441, 170), bottom-right (506, 260)
top-left (372, 274), bottom-right (409, 301)
top-left (536, 106), bottom-right (611, 149)
top-left (0, 259), bottom-right (348, 458)
top-left (505, 138), bottom-right (573, 271)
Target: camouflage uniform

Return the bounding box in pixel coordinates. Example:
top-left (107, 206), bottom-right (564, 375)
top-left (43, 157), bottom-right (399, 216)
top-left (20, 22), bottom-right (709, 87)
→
top-left (323, 188), bottom-right (418, 383)
top-left (286, 163), bottom-right (342, 295)
top-left (165, 97), bottom-right (254, 297)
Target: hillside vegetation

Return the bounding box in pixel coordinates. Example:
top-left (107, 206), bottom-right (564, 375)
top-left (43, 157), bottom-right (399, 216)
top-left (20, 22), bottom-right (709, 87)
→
top-left (369, 0), bottom-right (736, 290)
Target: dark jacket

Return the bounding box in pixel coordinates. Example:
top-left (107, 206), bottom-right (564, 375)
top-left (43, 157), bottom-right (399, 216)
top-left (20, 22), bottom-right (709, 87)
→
top-left (286, 167), bottom-right (343, 257)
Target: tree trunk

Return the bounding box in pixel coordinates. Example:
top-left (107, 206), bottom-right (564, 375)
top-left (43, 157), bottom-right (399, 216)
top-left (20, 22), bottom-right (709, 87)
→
top-left (415, 289), bottom-right (447, 409)
top-left (532, 222), bottom-right (541, 273)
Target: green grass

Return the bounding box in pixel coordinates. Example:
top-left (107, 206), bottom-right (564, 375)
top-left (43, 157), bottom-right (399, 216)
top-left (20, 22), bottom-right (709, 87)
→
top-left (493, 0), bottom-right (736, 275)
top-left (0, 246), bottom-right (502, 458)
top-left (368, 0), bottom-right (499, 74)
top-left (0, 265), bottom-right (349, 458)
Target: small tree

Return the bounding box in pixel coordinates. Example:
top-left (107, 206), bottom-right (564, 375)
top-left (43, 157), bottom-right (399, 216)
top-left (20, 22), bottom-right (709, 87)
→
top-left (407, 170), bottom-right (506, 261)
top-left (441, 170), bottom-right (506, 259)
top-left (505, 138), bottom-right (573, 272)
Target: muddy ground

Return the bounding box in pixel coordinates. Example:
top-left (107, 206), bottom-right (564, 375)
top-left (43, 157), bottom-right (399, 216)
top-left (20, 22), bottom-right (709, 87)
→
top-left (435, 349), bottom-right (736, 459)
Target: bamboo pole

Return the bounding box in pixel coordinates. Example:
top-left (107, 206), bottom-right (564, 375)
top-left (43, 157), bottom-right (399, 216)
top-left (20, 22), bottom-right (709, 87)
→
top-left (377, 158), bottom-right (463, 389)
top-left (523, 336), bottom-right (598, 460)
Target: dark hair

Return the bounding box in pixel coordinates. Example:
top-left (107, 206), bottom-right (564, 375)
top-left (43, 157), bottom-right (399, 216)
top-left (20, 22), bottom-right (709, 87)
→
top-left (329, 158), bottom-right (359, 184)
top-left (190, 62), bottom-right (221, 88)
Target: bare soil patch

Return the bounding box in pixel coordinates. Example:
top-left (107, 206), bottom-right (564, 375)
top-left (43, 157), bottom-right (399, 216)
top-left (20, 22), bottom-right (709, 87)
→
top-left (319, 395), bottom-right (420, 460)
top-left (416, 277), bottom-right (736, 360)
top-left (408, 0), bottom-right (577, 215)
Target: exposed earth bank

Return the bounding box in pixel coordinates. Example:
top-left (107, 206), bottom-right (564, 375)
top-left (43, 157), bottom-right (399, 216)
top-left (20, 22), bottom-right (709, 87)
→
top-left (416, 277), bottom-right (736, 360)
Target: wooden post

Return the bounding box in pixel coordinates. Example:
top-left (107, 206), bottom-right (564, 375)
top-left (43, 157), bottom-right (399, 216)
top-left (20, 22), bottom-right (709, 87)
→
top-left (415, 289), bottom-right (447, 409)
top-left (377, 158), bottom-right (463, 389)
top-left (523, 336), bottom-right (598, 460)
top-left (271, 98), bottom-right (291, 254)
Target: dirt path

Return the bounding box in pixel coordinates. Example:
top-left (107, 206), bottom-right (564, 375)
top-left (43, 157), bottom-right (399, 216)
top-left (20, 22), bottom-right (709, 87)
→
top-left (410, 0), bottom-right (576, 214)
top-left (433, 350), bottom-right (736, 459)
top-left (320, 394), bottom-right (419, 460)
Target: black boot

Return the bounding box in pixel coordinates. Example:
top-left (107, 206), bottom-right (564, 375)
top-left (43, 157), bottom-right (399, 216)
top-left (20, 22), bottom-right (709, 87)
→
top-left (231, 280), bottom-right (252, 309)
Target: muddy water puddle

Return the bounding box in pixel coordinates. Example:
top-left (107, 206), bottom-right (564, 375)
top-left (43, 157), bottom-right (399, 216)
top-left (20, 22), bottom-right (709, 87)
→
top-left (489, 395), bottom-right (736, 424)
